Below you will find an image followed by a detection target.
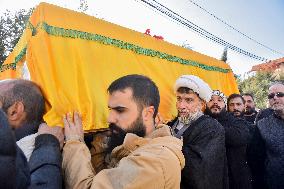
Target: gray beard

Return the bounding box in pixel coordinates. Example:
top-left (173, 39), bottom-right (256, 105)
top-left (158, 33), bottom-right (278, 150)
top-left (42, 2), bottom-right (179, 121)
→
top-left (273, 107), bottom-right (284, 119)
top-left (178, 110), bottom-right (203, 125)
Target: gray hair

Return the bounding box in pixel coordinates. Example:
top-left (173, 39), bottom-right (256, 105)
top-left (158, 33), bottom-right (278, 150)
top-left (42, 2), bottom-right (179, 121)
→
top-left (269, 80), bottom-right (284, 88)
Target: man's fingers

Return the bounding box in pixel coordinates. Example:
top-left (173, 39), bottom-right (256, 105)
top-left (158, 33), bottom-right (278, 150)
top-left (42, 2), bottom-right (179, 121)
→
top-left (67, 112), bottom-right (73, 126)
top-left (74, 112), bottom-right (82, 129)
top-left (63, 114), bottom-right (70, 131)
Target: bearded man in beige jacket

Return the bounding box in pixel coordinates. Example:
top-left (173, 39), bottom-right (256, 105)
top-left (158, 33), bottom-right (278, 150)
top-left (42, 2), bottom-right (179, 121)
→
top-left (62, 74), bottom-right (185, 189)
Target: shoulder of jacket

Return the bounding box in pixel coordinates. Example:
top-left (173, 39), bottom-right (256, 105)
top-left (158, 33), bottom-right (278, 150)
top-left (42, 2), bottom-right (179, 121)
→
top-left (193, 115), bottom-right (224, 133)
top-left (257, 114), bottom-right (276, 128)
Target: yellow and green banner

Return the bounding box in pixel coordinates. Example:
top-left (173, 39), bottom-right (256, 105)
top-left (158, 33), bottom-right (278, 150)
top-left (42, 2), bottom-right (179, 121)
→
top-left (0, 2), bottom-right (238, 131)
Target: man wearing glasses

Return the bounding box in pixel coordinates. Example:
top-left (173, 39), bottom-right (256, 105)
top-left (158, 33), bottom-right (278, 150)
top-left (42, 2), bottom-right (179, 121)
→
top-left (248, 81), bottom-right (284, 189)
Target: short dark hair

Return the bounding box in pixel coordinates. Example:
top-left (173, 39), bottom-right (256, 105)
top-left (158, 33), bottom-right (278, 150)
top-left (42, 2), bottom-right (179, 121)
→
top-left (107, 74), bottom-right (160, 118)
top-left (1, 79), bottom-right (45, 125)
top-left (227, 93), bottom-right (245, 107)
top-left (242, 93), bottom-right (254, 101)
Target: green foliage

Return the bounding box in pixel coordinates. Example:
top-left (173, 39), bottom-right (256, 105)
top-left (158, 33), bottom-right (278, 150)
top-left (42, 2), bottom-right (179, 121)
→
top-left (238, 72), bottom-right (275, 109)
top-left (0, 9), bottom-right (32, 65)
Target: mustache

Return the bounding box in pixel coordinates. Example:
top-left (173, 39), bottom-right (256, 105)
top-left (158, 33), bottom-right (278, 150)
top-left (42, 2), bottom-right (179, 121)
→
top-left (178, 109), bottom-right (189, 113)
top-left (210, 105), bottom-right (221, 110)
top-left (233, 110), bottom-right (241, 113)
top-left (109, 123), bottom-right (125, 134)
top-left (107, 123), bottom-right (127, 153)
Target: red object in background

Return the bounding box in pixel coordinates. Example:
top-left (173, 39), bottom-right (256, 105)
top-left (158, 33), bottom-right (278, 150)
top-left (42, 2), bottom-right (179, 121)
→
top-left (251, 57), bottom-right (284, 72)
top-left (144, 29), bottom-right (151, 35)
top-left (153, 35), bottom-right (164, 40)
top-left (144, 29), bottom-right (164, 40)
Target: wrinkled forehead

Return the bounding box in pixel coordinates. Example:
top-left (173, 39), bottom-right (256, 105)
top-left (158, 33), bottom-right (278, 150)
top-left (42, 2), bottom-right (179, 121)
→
top-left (269, 84), bottom-right (284, 93)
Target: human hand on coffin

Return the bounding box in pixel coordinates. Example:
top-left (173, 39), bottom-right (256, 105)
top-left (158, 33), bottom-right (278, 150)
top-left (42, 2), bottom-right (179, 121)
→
top-left (63, 111), bottom-right (84, 143)
top-left (38, 123), bottom-right (64, 149)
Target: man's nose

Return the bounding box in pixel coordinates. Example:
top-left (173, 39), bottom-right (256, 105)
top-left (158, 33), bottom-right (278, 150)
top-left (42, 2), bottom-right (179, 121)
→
top-left (107, 111), bottom-right (116, 124)
top-left (178, 100), bottom-right (187, 109)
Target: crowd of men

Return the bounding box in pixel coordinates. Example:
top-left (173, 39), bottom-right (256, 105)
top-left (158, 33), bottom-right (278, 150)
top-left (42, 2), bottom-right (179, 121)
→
top-left (0, 75), bottom-right (283, 189)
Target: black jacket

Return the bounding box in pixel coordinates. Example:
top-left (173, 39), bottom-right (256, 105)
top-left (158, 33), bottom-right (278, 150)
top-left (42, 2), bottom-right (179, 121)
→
top-left (0, 109), bottom-right (62, 189)
top-left (0, 109), bottom-right (19, 189)
top-left (168, 115), bottom-right (229, 189)
top-left (248, 113), bottom-right (284, 189)
top-left (29, 134), bottom-right (63, 189)
top-left (16, 146), bottom-right (31, 189)
top-left (244, 110), bottom-right (258, 124)
top-left (255, 108), bottom-right (274, 123)
top-left (214, 112), bottom-right (252, 189)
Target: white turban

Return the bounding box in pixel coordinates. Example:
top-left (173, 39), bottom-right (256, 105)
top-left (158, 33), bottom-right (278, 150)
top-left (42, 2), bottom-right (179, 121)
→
top-left (174, 75), bottom-right (212, 102)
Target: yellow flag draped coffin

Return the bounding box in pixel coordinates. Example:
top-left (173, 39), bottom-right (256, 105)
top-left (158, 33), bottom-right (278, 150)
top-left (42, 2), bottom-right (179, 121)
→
top-left (0, 2), bottom-right (238, 131)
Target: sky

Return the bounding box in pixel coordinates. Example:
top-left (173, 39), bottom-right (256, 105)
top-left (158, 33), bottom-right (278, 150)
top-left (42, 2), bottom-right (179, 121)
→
top-left (1, 0), bottom-right (284, 76)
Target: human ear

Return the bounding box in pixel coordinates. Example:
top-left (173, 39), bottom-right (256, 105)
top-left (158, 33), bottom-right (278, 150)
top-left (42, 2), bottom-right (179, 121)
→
top-left (7, 101), bottom-right (25, 121)
top-left (200, 100), bottom-right (206, 112)
top-left (142, 106), bottom-right (155, 122)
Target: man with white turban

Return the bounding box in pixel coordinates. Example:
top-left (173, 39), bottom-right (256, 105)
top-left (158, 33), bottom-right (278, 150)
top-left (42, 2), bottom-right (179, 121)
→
top-left (167, 75), bottom-right (229, 189)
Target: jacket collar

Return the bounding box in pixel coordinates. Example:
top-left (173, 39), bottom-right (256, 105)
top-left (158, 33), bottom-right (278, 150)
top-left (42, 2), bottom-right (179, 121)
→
top-left (110, 124), bottom-right (173, 161)
top-left (14, 122), bottom-right (39, 141)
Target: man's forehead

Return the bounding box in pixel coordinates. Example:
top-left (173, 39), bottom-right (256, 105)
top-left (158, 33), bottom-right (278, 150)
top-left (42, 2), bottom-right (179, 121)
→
top-left (176, 91), bottom-right (199, 98)
top-left (229, 97), bottom-right (243, 103)
top-left (108, 88), bottom-right (134, 106)
top-left (211, 95), bottom-right (223, 100)
top-left (243, 95), bottom-right (253, 101)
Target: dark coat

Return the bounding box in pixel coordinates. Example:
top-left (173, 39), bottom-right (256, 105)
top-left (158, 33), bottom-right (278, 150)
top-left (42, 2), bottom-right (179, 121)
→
top-left (244, 110), bottom-right (258, 124)
top-left (15, 122), bottom-right (39, 141)
top-left (168, 115), bottom-right (229, 189)
top-left (0, 109), bottom-right (62, 189)
top-left (29, 134), bottom-right (63, 189)
top-left (0, 109), bottom-right (18, 189)
top-left (0, 109), bottom-right (31, 189)
top-left (215, 112), bottom-right (252, 189)
top-left (16, 146), bottom-right (31, 189)
top-left (248, 113), bottom-right (284, 189)
top-left (255, 108), bottom-right (274, 123)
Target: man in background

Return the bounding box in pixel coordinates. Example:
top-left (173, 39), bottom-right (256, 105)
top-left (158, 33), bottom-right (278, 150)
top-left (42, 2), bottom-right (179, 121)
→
top-left (205, 90), bottom-right (252, 189)
top-left (227, 93), bottom-right (245, 118)
top-left (0, 79), bottom-right (63, 189)
top-left (168, 75), bottom-right (228, 189)
top-left (242, 93), bottom-right (258, 124)
top-left (249, 81), bottom-right (284, 189)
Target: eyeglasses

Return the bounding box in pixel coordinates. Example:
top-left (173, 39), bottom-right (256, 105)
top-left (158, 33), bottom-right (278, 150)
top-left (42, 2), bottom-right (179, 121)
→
top-left (268, 92), bottom-right (284, 99)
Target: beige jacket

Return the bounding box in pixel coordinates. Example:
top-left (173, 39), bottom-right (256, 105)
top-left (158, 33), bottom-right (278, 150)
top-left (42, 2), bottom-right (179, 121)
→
top-left (62, 125), bottom-right (185, 189)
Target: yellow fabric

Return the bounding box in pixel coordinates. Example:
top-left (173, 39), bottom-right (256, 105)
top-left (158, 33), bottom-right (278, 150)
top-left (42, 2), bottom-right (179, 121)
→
top-left (0, 2), bottom-right (239, 131)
